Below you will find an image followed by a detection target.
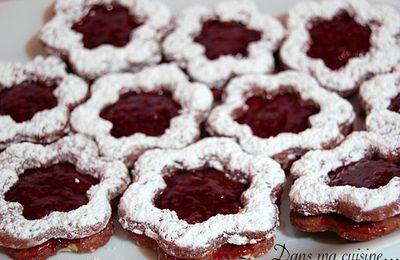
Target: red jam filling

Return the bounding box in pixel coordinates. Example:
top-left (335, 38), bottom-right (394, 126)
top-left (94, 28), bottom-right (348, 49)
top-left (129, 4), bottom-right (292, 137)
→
top-left (291, 211), bottom-right (400, 240)
top-left (100, 92), bottom-right (181, 138)
top-left (155, 168), bottom-right (249, 224)
top-left (320, 213), bottom-right (392, 233)
top-left (5, 162), bottom-right (99, 220)
top-left (328, 158), bottom-right (400, 189)
top-left (194, 20), bottom-right (262, 60)
top-left (3, 221), bottom-right (113, 260)
top-left (0, 81), bottom-right (57, 123)
top-left (72, 3), bottom-right (142, 49)
top-left (235, 93), bottom-right (319, 139)
top-left (211, 241), bottom-right (270, 260)
top-left (129, 231), bottom-right (273, 260)
top-left (160, 240), bottom-right (271, 260)
top-left (306, 11), bottom-right (372, 70)
top-left (388, 93), bottom-right (400, 113)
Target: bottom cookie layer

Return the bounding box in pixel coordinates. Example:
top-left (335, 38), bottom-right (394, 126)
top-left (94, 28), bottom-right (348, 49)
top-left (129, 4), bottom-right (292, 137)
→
top-left (127, 231), bottom-right (274, 259)
top-left (290, 211), bottom-right (400, 241)
top-left (3, 221), bottom-right (113, 260)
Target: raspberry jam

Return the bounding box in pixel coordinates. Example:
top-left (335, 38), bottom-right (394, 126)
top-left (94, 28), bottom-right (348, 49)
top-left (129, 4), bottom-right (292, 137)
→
top-left (5, 162), bottom-right (99, 220)
top-left (328, 158), bottom-right (400, 189)
top-left (306, 12), bottom-right (372, 70)
top-left (388, 93), bottom-right (400, 113)
top-left (0, 81), bottom-right (57, 123)
top-left (155, 168), bottom-right (249, 224)
top-left (194, 20), bottom-right (262, 60)
top-left (72, 4), bottom-right (141, 49)
top-left (100, 92), bottom-right (181, 138)
top-left (235, 93), bottom-right (319, 138)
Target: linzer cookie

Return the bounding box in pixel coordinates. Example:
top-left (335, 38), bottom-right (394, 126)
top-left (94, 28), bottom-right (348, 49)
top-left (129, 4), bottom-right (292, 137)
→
top-left (162, 0), bottom-right (284, 94)
top-left (360, 71), bottom-right (400, 135)
top-left (290, 131), bottom-right (400, 241)
top-left (70, 64), bottom-right (213, 166)
top-left (207, 71), bottom-right (355, 170)
top-left (0, 135), bottom-right (129, 259)
top-left (280, 0), bottom-right (400, 96)
top-left (0, 56), bottom-right (88, 150)
top-left (40, 0), bottom-right (171, 80)
top-left (118, 138), bottom-right (285, 259)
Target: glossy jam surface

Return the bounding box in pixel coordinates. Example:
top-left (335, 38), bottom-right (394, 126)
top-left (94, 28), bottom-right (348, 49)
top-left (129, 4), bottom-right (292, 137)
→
top-left (388, 93), bottom-right (400, 113)
top-left (72, 4), bottom-right (141, 49)
top-left (5, 162), bottom-right (99, 220)
top-left (328, 158), bottom-right (400, 189)
top-left (100, 92), bottom-right (181, 138)
top-left (306, 12), bottom-right (372, 70)
top-left (155, 168), bottom-right (249, 224)
top-left (235, 93), bottom-right (319, 138)
top-left (0, 81), bottom-right (57, 123)
top-left (194, 20), bottom-right (262, 60)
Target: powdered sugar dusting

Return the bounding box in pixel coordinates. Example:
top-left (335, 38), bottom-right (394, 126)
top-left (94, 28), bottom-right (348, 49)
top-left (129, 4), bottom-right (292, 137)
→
top-left (118, 138), bottom-right (285, 258)
top-left (290, 131), bottom-right (400, 221)
top-left (207, 71), bottom-right (355, 158)
top-left (40, 0), bottom-right (171, 80)
top-left (162, 0), bottom-right (285, 88)
top-left (70, 64), bottom-right (213, 167)
top-left (0, 134), bottom-right (129, 249)
top-left (359, 71), bottom-right (400, 134)
top-left (0, 56), bottom-right (89, 149)
top-left (366, 110), bottom-right (400, 135)
top-left (360, 72), bottom-right (400, 112)
top-left (280, 0), bottom-right (400, 96)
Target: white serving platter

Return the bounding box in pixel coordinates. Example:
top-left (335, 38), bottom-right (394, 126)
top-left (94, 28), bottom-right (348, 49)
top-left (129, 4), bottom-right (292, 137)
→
top-left (0, 0), bottom-right (399, 259)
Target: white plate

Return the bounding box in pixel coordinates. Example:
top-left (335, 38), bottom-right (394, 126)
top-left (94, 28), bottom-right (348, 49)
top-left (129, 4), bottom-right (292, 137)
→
top-left (0, 0), bottom-right (399, 259)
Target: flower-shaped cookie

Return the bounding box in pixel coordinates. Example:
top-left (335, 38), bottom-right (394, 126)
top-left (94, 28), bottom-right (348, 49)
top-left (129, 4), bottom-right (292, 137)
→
top-left (280, 0), bottom-right (400, 96)
top-left (0, 134), bottom-right (129, 259)
top-left (71, 64), bottom-right (213, 166)
top-left (40, 0), bottom-right (171, 80)
top-left (360, 71), bottom-right (400, 135)
top-left (207, 71), bottom-right (355, 170)
top-left (0, 56), bottom-right (88, 150)
top-left (290, 131), bottom-right (400, 222)
top-left (162, 0), bottom-right (284, 89)
top-left (118, 137), bottom-right (285, 259)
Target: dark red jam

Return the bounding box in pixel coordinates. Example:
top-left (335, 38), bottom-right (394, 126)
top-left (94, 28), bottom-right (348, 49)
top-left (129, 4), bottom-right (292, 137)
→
top-left (155, 168), bottom-right (249, 224)
top-left (388, 93), bottom-right (400, 113)
top-left (5, 162), bottom-right (99, 220)
top-left (235, 93), bottom-right (319, 138)
top-left (72, 3), bottom-right (142, 49)
top-left (306, 11), bottom-right (372, 70)
top-left (100, 92), bottom-right (181, 138)
top-left (328, 158), bottom-right (400, 189)
top-left (0, 81), bottom-right (58, 123)
top-left (194, 20), bottom-right (262, 60)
